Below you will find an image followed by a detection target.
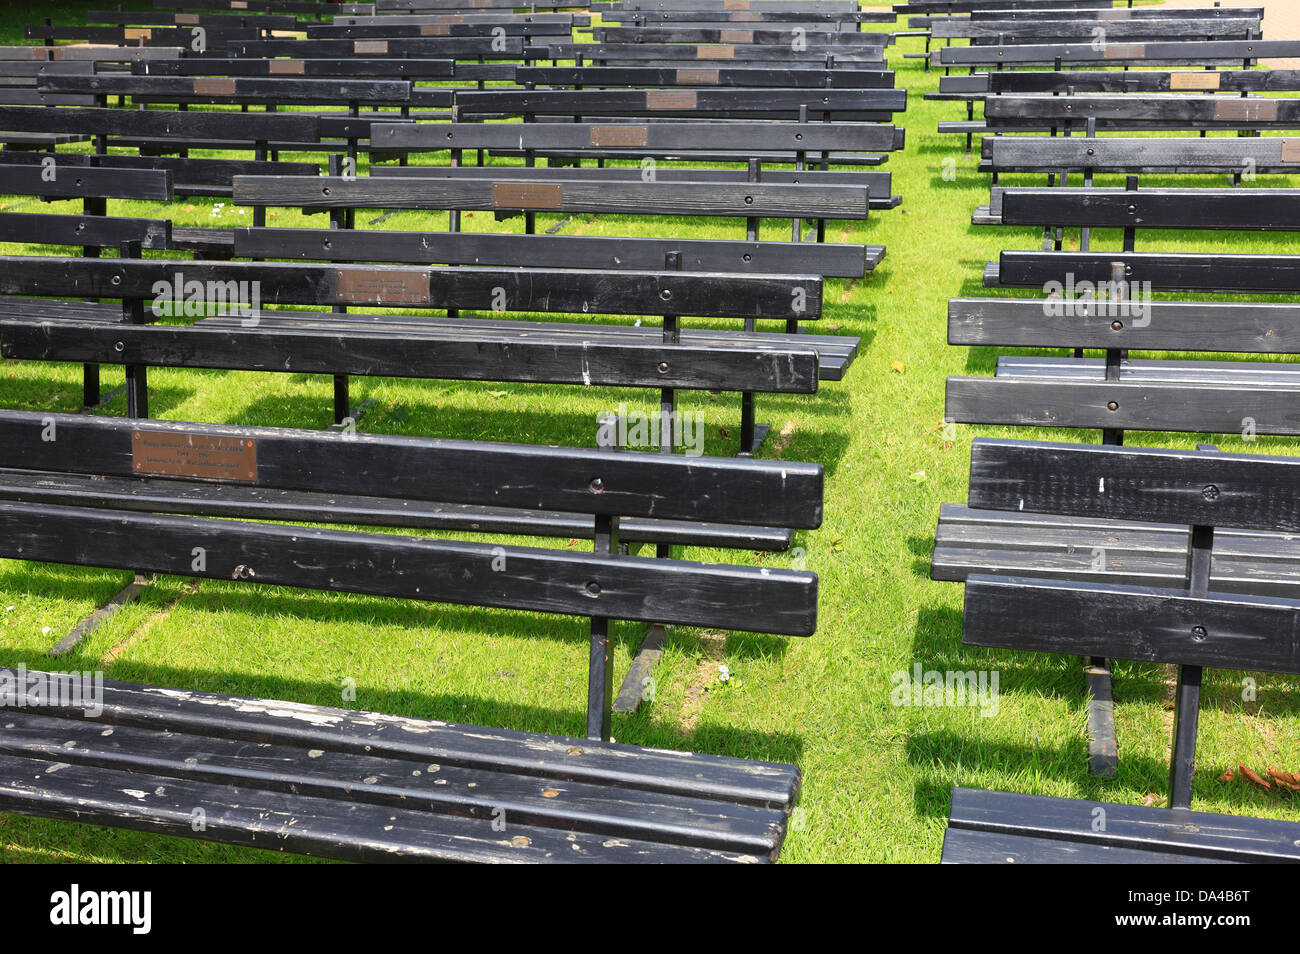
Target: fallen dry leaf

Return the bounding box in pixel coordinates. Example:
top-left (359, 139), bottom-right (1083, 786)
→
top-left (891, 360), bottom-right (905, 374)
top-left (1220, 768), bottom-right (1235, 783)
top-left (1240, 762), bottom-right (1271, 791)
top-left (1142, 792), bottom-right (1164, 807)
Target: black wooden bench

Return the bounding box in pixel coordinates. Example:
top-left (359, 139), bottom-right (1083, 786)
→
top-left (0, 255), bottom-right (833, 451)
top-left (0, 408), bottom-right (817, 862)
top-left (940, 438), bottom-right (1300, 863)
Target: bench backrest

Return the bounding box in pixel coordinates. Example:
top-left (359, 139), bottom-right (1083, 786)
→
top-left (0, 409), bottom-right (821, 636)
top-left (960, 438), bottom-right (1300, 676)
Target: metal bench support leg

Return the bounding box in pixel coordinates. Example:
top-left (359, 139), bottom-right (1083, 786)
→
top-left (1170, 517), bottom-right (1214, 809)
top-left (587, 508), bottom-right (619, 742)
top-left (1084, 658), bottom-right (1118, 776)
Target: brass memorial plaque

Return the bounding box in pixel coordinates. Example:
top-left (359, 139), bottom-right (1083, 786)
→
top-left (1169, 72), bottom-right (1220, 91)
top-left (175, 14), bottom-right (199, 25)
top-left (719, 30), bottom-right (753, 44)
top-left (124, 28), bottom-right (152, 41)
top-left (421, 25), bottom-right (451, 36)
top-left (697, 45), bottom-right (736, 60)
top-left (1103, 43), bottom-right (1145, 59)
top-left (492, 183), bottom-right (563, 209)
top-left (194, 78), bottom-right (237, 96)
top-left (1281, 140), bottom-right (1300, 163)
top-left (335, 269), bottom-right (431, 304)
top-left (729, 12), bottom-right (760, 22)
top-left (269, 59), bottom-right (305, 74)
top-left (355, 40), bottom-right (389, 54)
top-left (133, 430), bottom-right (257, 483)
top-left (1215, 98), bottom-right (1279, 121)
top-left (646, 90), bottom-right (697, 110)
top-left (676, 68), bottom-right (719, 84)
top-left (590, 124), bottom-right (648, 147)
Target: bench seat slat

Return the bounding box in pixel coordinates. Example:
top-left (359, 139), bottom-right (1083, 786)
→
top-left (946, 788), bottom-right (1300, 863)
top-left (0, 318), bottom-right (824, 394)
top-left (12, 671), bottom-right (799, 809)
top-left (932, 504), bottom-right (1300, 597)
top-left (0, 708), bottom-right (785, 854)
top-left (941, 827), bottom-right (1236, 864)
top-left (195, 312), bottom-right (858, 380)
top-left (0, 468), bottom-right (795, 551)
top-left (228, 224), bottom-right (878, 280)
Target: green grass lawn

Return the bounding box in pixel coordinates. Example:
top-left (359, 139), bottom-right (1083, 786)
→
top-left (2, 2), bottom-right (1300, 864)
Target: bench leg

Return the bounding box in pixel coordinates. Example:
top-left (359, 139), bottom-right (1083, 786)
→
top-left (587, 509), bottom-right (619, 742)
top-left (82, 363), bottom-right (100, 410)
top-left (1084, 658), bottom-right (1118, 777)
top-left (588, 617), bottom-right (613, 742)
top-left (738, 394), bottom-right (771, 457)
top-left (333, 375), bottom-right (350, 426)
top-left (126, 365), bottom-right (148, 420)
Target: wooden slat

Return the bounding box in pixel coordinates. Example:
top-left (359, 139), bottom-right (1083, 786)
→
top-left (947, 788), bottom-right (1300, 863)
top-left (0, 468), bottom-right (795, 551)
top-left (967, 438), bottom-right (1300, 534)
top-left (945, 375), bottom-right (1300, 436)
top-left (0, 500), bottom-right (817, 634)
top-left (984, 136), bottom-right (1300, 174)
top-left (936, 39), bottom-right (1299, 67)
top-left (0, 318), bottom-right (821, 393)
top-left (373, 120), bottom-right (901, 154)
top-left (514, 65), bottom-right (893, 88)
top-left (0, 257), bottom-right (823, 320)
top-left (999, 188), bottom-right (1300, 231)
top-left (0, 212), bottom-right (170, 250)
top-left (947, 298), bottom-right (1300, 353)
top-left (0, 165), bottom-right (171, 201)
top-left (232, 174), bottom-right (870, 220)
top-left (234, 226), bottom-right (872, 279)
top-left (941, 827), bottom-right (1229, 864)
top-left (0, 409), bottom-right (824, 528)
top-left (964, 575), bottom-right (1300, 674)
top-left (0, 105), bottom-right (318, 141)
top-left (994, 251), bottom-right (1300, 294)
